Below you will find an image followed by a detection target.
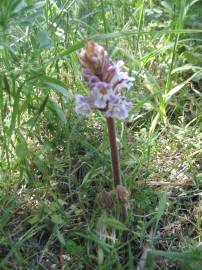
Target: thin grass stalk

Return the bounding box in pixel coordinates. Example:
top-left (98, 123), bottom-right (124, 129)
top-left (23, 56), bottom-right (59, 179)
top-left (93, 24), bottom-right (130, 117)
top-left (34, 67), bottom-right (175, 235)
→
top-left (101, 0), bottom-right (109, 48)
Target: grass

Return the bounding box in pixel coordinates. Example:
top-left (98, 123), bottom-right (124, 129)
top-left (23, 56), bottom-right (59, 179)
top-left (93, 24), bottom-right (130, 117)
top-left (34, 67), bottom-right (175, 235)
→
top-left (0, 0), bottom-right (202, 269)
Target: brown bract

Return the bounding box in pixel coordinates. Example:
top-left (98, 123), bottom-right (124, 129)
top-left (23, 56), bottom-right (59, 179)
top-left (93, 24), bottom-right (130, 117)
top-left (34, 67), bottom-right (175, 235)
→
top-left (80, 42), bottom-right (106, 77)
top-left (100, 189), bottom-right (114, 211)
top-left (116, 185), bottom-right (130, 204)
top-left (79, 42), bottom-right (114, 83)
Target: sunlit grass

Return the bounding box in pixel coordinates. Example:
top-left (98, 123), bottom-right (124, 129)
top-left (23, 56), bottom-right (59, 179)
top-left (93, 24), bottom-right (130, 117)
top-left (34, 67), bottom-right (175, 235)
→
top-left (0, 0), bottom-right (202, 269)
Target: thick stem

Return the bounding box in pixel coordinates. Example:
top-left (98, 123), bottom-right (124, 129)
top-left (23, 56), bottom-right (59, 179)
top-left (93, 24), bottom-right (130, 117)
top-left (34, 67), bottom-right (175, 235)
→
top-left (106, 117), bottom-right (122, 187)
top-left (106, 117), bottom-right (128, 221)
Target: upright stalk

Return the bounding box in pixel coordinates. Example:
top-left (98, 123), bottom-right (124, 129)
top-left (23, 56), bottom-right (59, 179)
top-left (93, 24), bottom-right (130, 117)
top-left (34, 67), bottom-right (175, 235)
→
top-left (106, 117), bottom-right (128, 221)
top-left (106, 117), bottom-right (121, 186)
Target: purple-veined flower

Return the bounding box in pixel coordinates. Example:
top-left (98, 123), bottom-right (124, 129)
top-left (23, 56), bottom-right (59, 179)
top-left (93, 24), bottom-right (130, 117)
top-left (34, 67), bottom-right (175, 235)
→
top-left (75, 42), bottom-right (133, 120)
top-left (75, 95), bottom-right (95, 116)
top-left (92, 81), bottom-right (115, 109)
top-left (106, 96), bottom-right (132, 120)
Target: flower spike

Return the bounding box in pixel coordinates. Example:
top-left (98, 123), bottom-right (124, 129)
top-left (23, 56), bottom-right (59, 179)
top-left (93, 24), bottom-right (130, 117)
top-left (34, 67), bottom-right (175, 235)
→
top-left (75, 42), bottom-right (133, 119)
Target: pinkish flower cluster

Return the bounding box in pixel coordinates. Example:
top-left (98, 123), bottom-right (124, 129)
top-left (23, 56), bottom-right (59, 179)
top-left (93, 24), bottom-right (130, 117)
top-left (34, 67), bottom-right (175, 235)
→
top-left (75, 42), bottom-right (133, 120)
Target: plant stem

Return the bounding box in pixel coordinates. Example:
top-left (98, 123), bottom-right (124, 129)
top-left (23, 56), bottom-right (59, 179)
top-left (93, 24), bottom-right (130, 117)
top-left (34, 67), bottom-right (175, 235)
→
top-left (106, 117), bottom-right (128, 221)
top-left (106, 117), bottom-right (122, 187)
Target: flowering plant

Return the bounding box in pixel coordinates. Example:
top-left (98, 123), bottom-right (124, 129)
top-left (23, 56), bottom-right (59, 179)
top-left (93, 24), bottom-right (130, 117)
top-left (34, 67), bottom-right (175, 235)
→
top-left (75, 42), bottom-right (133, 119)
top-left (75, 42), bottom-right (133, 221)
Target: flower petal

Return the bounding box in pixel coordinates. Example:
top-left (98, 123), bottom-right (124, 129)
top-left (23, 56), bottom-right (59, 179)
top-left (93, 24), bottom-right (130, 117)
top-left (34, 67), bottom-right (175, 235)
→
top-left (75, 95), bottom-right (94, 116)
